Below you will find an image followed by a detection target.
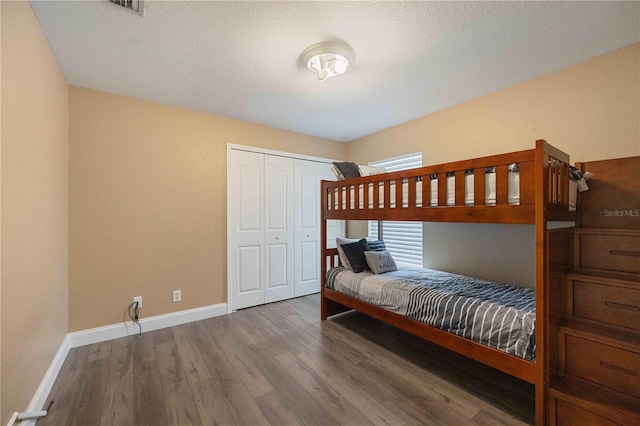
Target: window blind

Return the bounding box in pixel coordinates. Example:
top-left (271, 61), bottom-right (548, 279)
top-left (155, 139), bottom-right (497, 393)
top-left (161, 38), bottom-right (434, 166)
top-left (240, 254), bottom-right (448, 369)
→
top-left (368, 152), bottom-right (423, 267)
top-left (109, 0), bottom-right (144, 16)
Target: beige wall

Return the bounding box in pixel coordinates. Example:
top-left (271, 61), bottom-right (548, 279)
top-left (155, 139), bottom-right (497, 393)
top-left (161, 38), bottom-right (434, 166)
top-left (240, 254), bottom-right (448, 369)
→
top-left (69, 86), bottom-right (346, 331)
top-left (1, 2), bottom-right (69, 423)
top-left (346, 43), bottom-right (639, 286)
top-left (347, 43), bottom-right (639, 166)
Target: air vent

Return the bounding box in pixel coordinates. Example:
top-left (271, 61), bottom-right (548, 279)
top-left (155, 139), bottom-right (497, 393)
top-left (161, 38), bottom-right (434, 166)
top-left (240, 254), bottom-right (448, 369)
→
top-left (107, 0), bottom-right (144, 17)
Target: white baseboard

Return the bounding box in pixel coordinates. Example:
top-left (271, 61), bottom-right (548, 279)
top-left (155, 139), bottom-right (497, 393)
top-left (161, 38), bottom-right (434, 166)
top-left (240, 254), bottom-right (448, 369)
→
top-left (12, 303), bottom-right (227, 426)
top-left (13, 335), bottom-right (72, 426)
top-left (69, 302), bottom-right (228, 348)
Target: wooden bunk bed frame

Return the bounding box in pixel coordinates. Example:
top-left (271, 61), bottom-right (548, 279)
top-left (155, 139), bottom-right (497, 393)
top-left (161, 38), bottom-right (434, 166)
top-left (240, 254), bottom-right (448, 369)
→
top-left (320, 139), bottom-right (578, 425)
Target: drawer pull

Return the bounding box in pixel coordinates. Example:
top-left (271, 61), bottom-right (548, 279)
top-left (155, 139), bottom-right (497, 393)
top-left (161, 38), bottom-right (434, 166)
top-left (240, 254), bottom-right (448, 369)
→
top-left (609, 250), bottom-right (640, 257)
top-left (599, 361), bottom-right (637, 377)
top-left (605, 301), bottom-right (640, 312)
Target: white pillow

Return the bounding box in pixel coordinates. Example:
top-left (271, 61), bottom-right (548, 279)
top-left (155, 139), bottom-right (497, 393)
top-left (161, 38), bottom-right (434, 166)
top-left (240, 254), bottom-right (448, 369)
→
top-left (364, 250), bottom-right (398, 274)
top-left (358, 165), bottom-right (387, 177)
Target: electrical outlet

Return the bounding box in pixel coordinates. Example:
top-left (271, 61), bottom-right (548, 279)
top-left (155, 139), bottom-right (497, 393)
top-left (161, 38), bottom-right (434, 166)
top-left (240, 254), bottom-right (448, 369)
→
top-left (133, 296), bottom-right (142, 308)
top-left (172, 290), bottom-right (181, 303)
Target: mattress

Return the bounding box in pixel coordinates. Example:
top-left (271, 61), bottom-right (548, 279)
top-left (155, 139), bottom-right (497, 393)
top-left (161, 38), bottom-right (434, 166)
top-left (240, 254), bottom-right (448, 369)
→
top-left (326, 266), bottom-right (536, 360)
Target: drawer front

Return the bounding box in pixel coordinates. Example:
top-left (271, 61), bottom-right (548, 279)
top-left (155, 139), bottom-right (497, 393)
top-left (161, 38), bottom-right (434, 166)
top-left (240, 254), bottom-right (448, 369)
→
top-left (579, 234), bottom-right (640, 274)
top-left (554, 398), bottom-right (621, 426)
top-left (565, 335), bottom-right (640, 398)
top-left (573, 280), bottom-right (640, 331)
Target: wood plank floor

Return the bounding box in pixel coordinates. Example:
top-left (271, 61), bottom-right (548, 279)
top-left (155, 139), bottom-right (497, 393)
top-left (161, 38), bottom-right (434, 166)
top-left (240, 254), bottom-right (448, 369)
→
top-left (38, 294), bottom-right (534, 425)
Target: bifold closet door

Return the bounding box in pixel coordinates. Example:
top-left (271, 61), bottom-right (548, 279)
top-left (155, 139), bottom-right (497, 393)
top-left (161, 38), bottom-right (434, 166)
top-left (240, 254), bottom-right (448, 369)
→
top-left (294, 159), bottom-right (321, 296)
top-left (229, 150), bottom-right (295, 310)
top-left (264, 155), bottom-right (295, 303)
top-left (294, 160), bottom-right (343, 296)
top-left (229, 150), bottom-right (265, 310)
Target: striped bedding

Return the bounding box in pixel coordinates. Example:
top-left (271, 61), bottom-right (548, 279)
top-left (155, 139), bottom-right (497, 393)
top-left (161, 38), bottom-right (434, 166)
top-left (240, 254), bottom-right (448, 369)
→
top-left (326, 266), bottom-right (536, 360)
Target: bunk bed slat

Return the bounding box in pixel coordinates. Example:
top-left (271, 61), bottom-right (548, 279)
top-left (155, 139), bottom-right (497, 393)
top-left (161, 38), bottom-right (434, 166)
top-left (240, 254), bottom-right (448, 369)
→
top-left (474, 167), bottom-right (485, 206)
top-left (345, 183), bottom-right (351, 210)
top-left (384, 180), bottom-right (391, 209)
top-left (548, 159), bottom-right (558, 205)
top-left (373, 180), bottom-right (379, 209)
top-left (520, 161), bottom-right (535, 205)
top-left (353, 183), bottom-right (360, 210)
top-left (362, 182), bottom-right (369, 210)
top-left (408, 177), bottom-right (417, 208)
top-left (438, 173), bottom-right (447, 206)
top-left (559, 161), bottom-right (569, 205)
top-left (455, 170), bottom-right (465, 207)
top-left (422, 174), bottom-right (429, 208)
top-left (496, 164), bottom-right (509, 206)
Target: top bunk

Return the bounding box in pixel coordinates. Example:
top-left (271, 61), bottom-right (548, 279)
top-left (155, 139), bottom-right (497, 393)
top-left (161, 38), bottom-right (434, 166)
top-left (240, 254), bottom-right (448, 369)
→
top-left (322, 139), bottom-right (578, 225)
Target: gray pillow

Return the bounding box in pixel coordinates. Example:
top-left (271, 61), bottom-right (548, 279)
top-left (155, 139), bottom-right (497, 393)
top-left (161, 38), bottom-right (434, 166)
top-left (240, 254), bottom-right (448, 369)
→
top-left (332, 162), bottom-right (360, 180)
top-left (364, 250), bottom-right (398, 274)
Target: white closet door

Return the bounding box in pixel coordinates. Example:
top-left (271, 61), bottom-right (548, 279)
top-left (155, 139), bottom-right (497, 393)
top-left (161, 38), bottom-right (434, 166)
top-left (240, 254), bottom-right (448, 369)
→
top-left (228, 146), bottom-right (341, 310)
top-left (229, 150), bottom-right (265, 310)
top-left (264, 155), bottom-right (295, 303)
top-left (295, 160), bottom-right (341, 296)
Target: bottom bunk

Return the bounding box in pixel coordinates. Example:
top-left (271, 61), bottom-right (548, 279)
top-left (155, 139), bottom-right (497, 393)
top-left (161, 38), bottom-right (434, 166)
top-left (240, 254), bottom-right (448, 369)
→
top-left (321, 247), bottom-right (538, 385)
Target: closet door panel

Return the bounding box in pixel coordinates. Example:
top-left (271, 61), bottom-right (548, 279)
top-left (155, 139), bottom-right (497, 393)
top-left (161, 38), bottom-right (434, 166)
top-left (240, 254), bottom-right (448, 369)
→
top-left (295, 160), bottom-right (323, 296)
top-left (237, 246), bottom-right (261, 293)
top-left (265, 160), bottom-right (289, 231)
top-left (300, 240), bottom-right (318, 282)
top-left (230, 150), bottom-right (265, 309)
top-left (264, 155), bottom-right (295, 303)
top-left (267, 244), bottom-right (288, 287)
top-left (300, 172), bottom-right (319, 229)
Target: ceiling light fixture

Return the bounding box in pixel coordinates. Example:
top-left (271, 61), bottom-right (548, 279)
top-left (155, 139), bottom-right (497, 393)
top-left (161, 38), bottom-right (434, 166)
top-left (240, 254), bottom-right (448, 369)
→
top-left (301, 41), bottom-right (355, 81)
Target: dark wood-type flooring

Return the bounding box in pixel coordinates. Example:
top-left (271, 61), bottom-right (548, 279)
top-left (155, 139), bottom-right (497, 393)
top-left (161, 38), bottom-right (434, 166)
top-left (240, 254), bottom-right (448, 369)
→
top-left (38, 294), bottom-right (534, 425)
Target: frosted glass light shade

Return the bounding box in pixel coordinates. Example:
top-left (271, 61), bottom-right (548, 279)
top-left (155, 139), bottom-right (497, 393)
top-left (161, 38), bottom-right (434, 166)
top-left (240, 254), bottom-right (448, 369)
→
top-left (301, 41), bottom-right (355, 81)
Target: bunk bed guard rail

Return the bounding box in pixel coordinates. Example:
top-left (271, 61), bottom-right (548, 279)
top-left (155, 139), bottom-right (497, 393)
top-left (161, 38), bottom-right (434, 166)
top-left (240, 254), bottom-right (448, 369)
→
top-left (321, 140), bottom-right (574, 225)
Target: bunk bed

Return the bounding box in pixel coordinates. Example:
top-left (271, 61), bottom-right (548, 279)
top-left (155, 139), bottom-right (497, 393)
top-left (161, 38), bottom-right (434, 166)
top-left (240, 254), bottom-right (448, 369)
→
top-left (320, 139), bottom-right (578, 425)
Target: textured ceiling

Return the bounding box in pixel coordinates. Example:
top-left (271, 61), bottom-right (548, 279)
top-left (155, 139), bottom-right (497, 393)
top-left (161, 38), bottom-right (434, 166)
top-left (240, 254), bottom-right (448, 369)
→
top-left (31, 1), bottom-right (639, 142)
